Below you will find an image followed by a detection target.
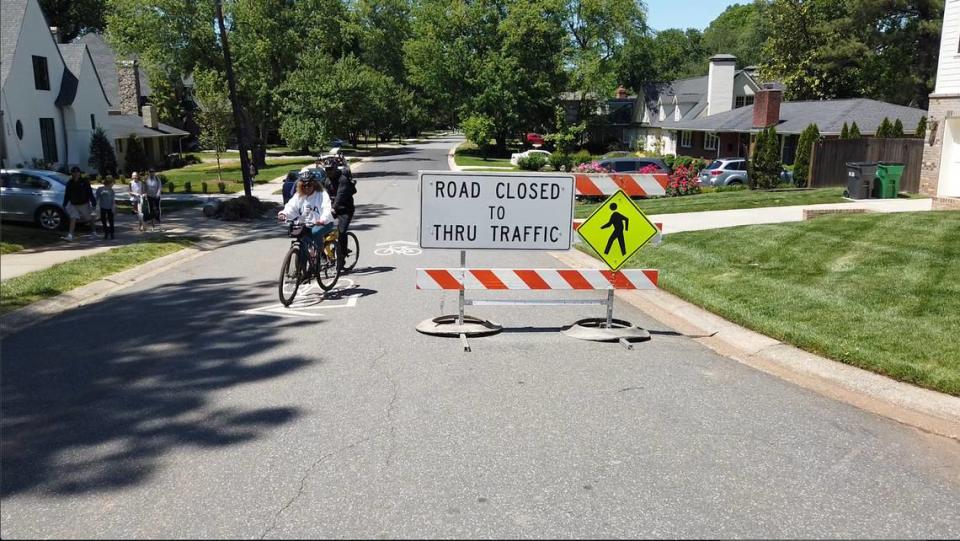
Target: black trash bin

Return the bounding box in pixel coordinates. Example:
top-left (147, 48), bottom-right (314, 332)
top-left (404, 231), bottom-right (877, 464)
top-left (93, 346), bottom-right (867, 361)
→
top-left (845, 162), bottom-right (877, 199)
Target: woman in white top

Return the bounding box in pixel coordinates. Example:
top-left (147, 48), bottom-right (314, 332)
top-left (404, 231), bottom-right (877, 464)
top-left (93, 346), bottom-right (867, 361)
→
top-left (129, 171), bottom-right (146, 232)
top-left (277, 171), bottom-right (335, 264)
top-left (144, 168), bottom-right (164, 231)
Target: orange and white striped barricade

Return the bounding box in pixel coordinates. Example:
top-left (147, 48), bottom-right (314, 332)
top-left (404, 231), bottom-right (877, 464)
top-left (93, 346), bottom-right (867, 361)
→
top-left (574, 173), bottom-right (669, 198)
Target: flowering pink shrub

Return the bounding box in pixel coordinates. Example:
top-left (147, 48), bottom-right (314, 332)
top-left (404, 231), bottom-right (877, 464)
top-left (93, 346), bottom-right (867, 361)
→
top-left (574, 161), bottom-right (611, 174)
top-left (666, 165), bottom-right (701, 197)
top-left (638, 164), bottom-right (659, 174)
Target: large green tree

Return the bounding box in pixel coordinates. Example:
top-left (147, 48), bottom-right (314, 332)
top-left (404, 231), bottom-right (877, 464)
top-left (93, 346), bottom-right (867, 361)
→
top-left (701, 2), bottom-right (766, 68)
top-left (40, 0), bottom-right (106, 42)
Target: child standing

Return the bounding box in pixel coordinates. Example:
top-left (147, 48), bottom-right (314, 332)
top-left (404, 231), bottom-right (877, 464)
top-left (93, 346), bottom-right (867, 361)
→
top-left (96, 177), bottom-right (117, 240)
top-left (129, 171), bottom-right (145, 232)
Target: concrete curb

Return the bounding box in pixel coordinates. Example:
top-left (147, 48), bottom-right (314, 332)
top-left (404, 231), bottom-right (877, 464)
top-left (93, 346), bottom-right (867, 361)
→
top-left (448, 142), bottom-right (463, 172)
top-left (551, 248), bottom-right (960, 441)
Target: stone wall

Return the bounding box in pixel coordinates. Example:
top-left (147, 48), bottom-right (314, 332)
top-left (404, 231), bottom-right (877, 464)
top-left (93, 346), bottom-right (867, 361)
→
top-left (116, 60), bottom-right (141, 116)
top-left (920, 94), bottom-right (960, 196)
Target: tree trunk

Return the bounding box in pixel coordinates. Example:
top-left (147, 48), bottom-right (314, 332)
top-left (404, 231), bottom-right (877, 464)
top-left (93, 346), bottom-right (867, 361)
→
top-left (216, 153), bottom-right (222, 182)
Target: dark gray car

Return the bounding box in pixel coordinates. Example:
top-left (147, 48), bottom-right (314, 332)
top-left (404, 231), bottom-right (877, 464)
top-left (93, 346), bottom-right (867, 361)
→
top-left (597, 157), bottom-right (671, 174)
top-left (0, 169), bottom-right (70, 230)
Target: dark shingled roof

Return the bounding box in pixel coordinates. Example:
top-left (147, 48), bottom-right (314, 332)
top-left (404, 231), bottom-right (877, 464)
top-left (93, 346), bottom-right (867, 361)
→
top-left (1, 0), bottom-right (29, 89)
top-left (105, 114), bottom-right (188, 139)
top-left (661, 98), bottom-right (927, 136)
top-left (77, 33), bottom-right (152, 108)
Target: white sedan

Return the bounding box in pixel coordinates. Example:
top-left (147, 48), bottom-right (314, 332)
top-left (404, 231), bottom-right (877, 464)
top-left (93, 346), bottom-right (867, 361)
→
top-left (509, 149), bottom-right (552, 166)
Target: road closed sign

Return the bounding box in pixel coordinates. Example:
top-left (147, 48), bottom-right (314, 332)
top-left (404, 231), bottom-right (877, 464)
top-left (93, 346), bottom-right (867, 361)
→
top-left (419, 171), bottom-right (575, 250)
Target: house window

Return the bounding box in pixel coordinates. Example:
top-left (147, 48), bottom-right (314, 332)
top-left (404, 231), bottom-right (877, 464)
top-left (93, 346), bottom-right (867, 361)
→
top-left (32, 56), bottom-right (50, 90)
top-left (90, 114), bottom-right (96, 130)
top-left (735, 95), bottom-right (755, 109)
top-left (704, 132), bottom-right (719, 151)
top-left (39, 118), bottom-right (58, 163)
top-left (680, 131), bottom-right (692, 148)
top-left (16, 120), bottom-right (23, 139)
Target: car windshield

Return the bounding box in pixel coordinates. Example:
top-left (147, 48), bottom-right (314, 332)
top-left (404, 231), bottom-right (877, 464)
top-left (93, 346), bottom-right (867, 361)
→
top-left (705, 160), bottom-right (723, 170)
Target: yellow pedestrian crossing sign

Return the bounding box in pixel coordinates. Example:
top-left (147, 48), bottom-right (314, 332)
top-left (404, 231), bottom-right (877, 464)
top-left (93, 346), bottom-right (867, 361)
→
top-left (577, 190), bottom-right (659, 271)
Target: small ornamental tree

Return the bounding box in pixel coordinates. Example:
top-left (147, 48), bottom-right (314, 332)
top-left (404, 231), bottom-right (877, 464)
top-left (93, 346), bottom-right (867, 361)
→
top-left (892, 118), bottom-right (904, 138)
top-left (545, 105), bottom-right (585, 154)
top-left (748, 129), bottom-right (766, 189)
top-left (840, 122), bottom-right (850, 139)
top-left (461, 115), bottom-right (496, 159)
top-left (876, 117), bottom-right (893, 138)
top-left (124, 135), bottom-right (147, 174)
top-left (793, 123), bottom-right (820, 188)
top-left (88, 127), bottom-right (117, 177)
top-left (916, 116), bottom-right (928, 139)
top-left (849, 122), bottom-right (862, 138)
top-left (194, 69), bottom-right (234, 182)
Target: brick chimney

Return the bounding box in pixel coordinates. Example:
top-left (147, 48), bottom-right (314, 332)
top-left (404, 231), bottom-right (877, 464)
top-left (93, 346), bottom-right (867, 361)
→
top-left (142, 105), bottom-right (158, 129)
top-left (615, 85), bottom-right (628, 99)
top-left (752, 83), bottom-right (783, 129)
top-left (116, 60), bottom-right (142, 116)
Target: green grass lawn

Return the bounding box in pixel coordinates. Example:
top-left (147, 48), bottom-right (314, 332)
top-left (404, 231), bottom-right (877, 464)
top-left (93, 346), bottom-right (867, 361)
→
top-left (0, 238), bottom-right (193, 314)
top-left (454, 142), bottom-right (519, 170)
top-left (0, 224), bottom-right (64, 254)
top-left (575, 188), bottom-right (849, 217)
top-left (156, 157), bottom-right (314, 194)
top-left (585, 211), bottom-right (960, 395)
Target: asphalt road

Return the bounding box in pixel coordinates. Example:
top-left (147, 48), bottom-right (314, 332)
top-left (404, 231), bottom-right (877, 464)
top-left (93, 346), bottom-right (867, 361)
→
top-left (2, 136), bottom-right (959, 539)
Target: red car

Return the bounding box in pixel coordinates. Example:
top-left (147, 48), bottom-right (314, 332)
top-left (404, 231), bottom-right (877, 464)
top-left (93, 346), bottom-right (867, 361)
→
top-left (525, 133), bottom-right (545, 146)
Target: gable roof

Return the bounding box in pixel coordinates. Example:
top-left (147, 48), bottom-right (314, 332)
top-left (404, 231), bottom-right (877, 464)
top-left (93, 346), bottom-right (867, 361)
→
top-left (77, 33), bottom-right (152, 108)
top-left (105, 113), bottom-right (188, 139)
top-left (0, 0), bottom-right (29, 89)
top-left (662, 98), bottom-right (927, 136)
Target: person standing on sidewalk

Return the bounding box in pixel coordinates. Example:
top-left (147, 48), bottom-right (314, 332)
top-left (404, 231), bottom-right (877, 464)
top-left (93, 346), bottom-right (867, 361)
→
top-left (144, 168), bottom-right (163, 231)
top-left (63, 167), bottom-right (96, 241)
top-left (96, 177), bottom-right (117, 240)
top-left (129, 171), bottom-right (146, 232)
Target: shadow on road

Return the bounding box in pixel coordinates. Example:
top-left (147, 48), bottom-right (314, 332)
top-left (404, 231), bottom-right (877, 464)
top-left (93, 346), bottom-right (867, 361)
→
top-left (1, 277), bottom-right (313, 497)
top-left (353, 170), bottom-right (416, 179)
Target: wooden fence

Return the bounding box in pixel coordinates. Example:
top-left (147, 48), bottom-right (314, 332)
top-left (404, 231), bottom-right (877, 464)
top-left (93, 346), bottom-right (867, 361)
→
top-left (808, 138), bottom-right (923, 192)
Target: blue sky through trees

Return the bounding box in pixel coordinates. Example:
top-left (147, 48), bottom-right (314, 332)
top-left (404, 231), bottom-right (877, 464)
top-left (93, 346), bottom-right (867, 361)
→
top-left (646, 0), bottom-right (732, 31)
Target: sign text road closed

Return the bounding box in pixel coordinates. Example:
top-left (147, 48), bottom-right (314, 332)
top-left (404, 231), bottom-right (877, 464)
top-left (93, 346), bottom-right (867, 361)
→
top-left (419, 171), bottom-right (575, 250)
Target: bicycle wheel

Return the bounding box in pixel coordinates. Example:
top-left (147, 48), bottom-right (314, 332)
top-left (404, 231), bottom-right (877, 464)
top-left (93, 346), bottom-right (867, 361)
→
top-left (315, 240), bottom-right (341, 291)
top-left (342, 232), bottom-right (359, 271)
top-left (278, 247), bottom-right (301, 306)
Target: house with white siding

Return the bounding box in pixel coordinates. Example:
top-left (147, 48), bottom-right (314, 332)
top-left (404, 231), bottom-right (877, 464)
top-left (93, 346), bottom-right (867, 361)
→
top-left (920, 0), bottom-right (960, 201)
top-left (0, 0), bottom-right (187, 174)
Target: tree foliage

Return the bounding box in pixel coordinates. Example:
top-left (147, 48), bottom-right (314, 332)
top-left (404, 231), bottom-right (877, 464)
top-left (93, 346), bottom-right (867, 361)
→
top-left (876, 117), bottom-right (893, 138)
top-left (88, 127), bottom-right (118, 177)
top-left (701, 3), bottom-right (765, 68)
top-left (892, 118), bottom-right (904, 138)
top-left (916, 116), bottom-right (928, 139)
top-left (840, 122), bottom-right (850, 139)
top-left (849, 121), bottom-right (862, 138)
top-left (749, 127), bottom-right (782, 189)
top-left (40, 0), bottom-right (106, 42)
top-left (124, 135), bottom-right (147, 173)
top-left (793, 123), bottom-right (820, 188)
top-left (193, 69), bottom-right (234, 182)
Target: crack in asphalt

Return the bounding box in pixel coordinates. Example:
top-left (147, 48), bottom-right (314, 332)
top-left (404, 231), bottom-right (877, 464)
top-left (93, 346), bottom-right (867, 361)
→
top-left (259, 348), bottom-right (398, 539)
top-left (258, 433), bottom-right (381, 539)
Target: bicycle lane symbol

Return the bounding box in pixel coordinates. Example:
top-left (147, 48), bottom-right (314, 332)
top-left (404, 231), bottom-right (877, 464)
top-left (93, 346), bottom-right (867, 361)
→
top-left (374, 240), bottom-right (422, 256)
top-left (242, 279), bottom-right (362, 318)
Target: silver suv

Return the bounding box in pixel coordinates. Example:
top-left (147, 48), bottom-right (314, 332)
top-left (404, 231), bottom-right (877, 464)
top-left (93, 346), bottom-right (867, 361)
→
top-left (699, 158), bottom-right (748, 186)
top-left (0, 169), bottom-right (70, 230)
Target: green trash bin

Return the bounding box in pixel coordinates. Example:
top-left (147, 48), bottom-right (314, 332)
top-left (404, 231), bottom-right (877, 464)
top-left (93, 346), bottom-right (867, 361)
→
top-left (874, 162), bottom-right (905, 198)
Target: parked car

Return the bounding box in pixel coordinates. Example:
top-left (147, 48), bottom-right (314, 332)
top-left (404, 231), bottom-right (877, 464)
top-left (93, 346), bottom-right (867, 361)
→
top-left (699, 158), bottom-right (748, 186)
top-left (510, 149), bottom-right (552, 166)
top-left (0, 169), bottom-right (70, 230)
top-left (525, 133), bottom-right (545, 146)
top-left (596, 157), bottom-right (670, 174)
top-left (698, 158), bottom-right (794, 186)
top-left (328, 138), bottom-right (349, 149)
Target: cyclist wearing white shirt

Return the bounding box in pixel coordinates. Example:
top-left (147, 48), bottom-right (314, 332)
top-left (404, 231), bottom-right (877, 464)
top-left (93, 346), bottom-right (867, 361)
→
top-left (278, 171), bottom-right (335, 265)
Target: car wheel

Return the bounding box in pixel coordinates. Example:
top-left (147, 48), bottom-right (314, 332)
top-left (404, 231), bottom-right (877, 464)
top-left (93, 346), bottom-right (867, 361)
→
top-left (35, 206), bottom-right (66, 231)
top-left (727, 180), bottom-right (743, 186)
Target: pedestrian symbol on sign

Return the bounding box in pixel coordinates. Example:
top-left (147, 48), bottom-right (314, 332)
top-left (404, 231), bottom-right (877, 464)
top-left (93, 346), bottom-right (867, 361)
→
top-left (600, 203), bottom-right (629, 256)
top-left (577, 190), bottom-right (658, 271)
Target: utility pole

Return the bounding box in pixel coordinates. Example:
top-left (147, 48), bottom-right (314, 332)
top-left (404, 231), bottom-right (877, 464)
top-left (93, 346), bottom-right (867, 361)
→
top-left (215, 0), bottom-right (252, 198)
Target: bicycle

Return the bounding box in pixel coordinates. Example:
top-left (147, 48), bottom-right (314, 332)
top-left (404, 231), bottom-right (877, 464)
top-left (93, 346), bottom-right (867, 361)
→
top-left (278, 221), bottom-right (341, 306)
top-left (341, 230), bottom-right (359, 272)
